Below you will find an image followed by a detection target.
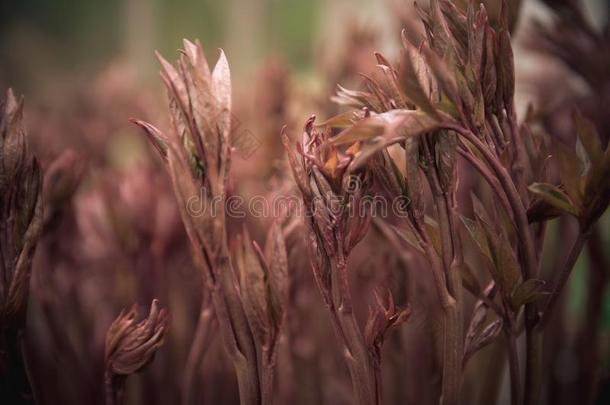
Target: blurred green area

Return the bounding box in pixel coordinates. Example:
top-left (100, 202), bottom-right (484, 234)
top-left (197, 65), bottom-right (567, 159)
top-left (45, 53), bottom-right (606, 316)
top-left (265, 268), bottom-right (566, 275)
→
top-left (0, 0), bottom-right (320, 92)
top-left (1, 0), bottom-right (609, 334)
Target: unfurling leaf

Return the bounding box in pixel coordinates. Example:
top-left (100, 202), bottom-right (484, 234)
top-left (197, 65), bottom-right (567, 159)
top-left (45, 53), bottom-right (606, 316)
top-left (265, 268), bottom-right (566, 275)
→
top-left (331, 109), bottom-right (438, 146)
top-left (264, 222), bottom-right (288, 325)
top-left (333, 110), bottom-right (439, 171)
top-left (424, 216), bottom-right (442, 256)
top-left (365, 290), bottom-right (411, 361)
top-left (434, 130), bottom-right (457, 191)
top-left (105, 300), bottom-right (168, 376)
top-left (554, 140), bottom-right (583, 206)
top-left (470, 195), bottom-right (520, 294)
top-left (237, 227), bottom-right (272, 345)
top-left (463, 318), bottom-right (503, 366)
top-left (461, 262), bottom-right (482, 296)
top-left (317, 110), bottom-right (365, 129)
top-left (398, 33), bottom-right (440, 118)
top-left (404, 137), bottom-right (425, 219)
top-left (528, 182), bottom-right (579, 216)
top-left (130, 119), bottom-right (168, 160)
top-left (460, 216), bottom-right (492, 262)
top-left (574, 112), bottom-right (602, 169)
top-left (510, 279), bottom-right (547, 311)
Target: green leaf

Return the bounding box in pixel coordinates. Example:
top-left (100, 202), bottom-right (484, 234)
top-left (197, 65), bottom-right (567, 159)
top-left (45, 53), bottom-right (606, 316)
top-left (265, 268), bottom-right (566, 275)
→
top-left (434, 130), bottom-right (457, 191)
top-left (470, 195), bottom-right (521, 294)
top-left (471, 193), bottom-right (494, 227)
top-left (510, 278), bottom-right (547, 311)
top-left (404, 137), bottom-right (424, 219)
top-left (528, 182), bottom-right (579, 217)
top-left (399, 33), bottom-right (440, 118)
top-left (488, 230), bottom-right (521, 295)
top-left (574, 112), bottom-right (602, 168)
top-left (264, 222), bottom-right (288, 324)
top-left (238, 227), bottom-right (272, 345)
top-left (461, 262), bottom-right (482, 296)
top-left (460, 215), bottom-right (492, 262)
top-left (554, 141), bottom-right (583, 207)
top-left (317, 111), bottom-right (362, 129)
top-left (331, 110), bottom-right (438, 147)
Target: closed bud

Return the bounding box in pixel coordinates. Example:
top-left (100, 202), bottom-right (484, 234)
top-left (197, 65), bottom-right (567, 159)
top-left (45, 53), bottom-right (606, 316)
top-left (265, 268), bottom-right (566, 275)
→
top-left (105, 299), bottom-right (168, 376)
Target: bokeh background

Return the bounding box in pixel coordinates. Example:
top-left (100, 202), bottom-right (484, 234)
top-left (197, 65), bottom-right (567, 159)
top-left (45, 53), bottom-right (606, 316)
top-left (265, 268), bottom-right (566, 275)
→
top-left (1, 1), bottom-right (609, 404)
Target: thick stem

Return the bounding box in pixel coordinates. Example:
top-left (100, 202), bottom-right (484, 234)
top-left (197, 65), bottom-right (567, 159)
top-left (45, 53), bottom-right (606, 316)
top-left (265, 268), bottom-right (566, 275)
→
top-left (577, 227), bottom-right (608, 404)
top-left (217, 258), bottom-right (262, 405)
top-left (440, 302), bottom-right (461, 405)
top-left (523, 228), bottom-right (589, 405)
top-left (181, 297), bottom-right (215, 405)
top-left (506, 329), bottom-right (522, 405)
top-left (260, 337), bottom-right (281, 405)
top-left (477, 343), bottom-right (506, 405)
top-left (449, 124), bottom-right (543, 405)
top-left (104, 371), bottom-right (125, 405)
top-left (331, 254), bottom-right (378, 405)
top-left (540, 231), bottom-right (589, 327)
top-left (417, 222), bottom-right (459, 404)
top-left (457, 147), bottom-right (514, 226)
top-left (260, 357), bottom-right (275, 405)
top-left (507, 109), bottom-right (527, 201)
top-left (423, 137), bottom-right (464, 405)
top-left (524, 327), bottom-right (542, 405)
top-left (233, 357), bottom-right (263, 405)
top-left (450, 126), bottom-right (537, 280)
top-left (436, 198), bottom-right (464, 405)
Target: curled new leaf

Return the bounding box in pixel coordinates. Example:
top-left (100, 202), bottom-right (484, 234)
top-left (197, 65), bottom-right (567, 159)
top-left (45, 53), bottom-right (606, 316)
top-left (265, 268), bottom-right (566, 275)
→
top-left (528, 182), bottom-right (579, 217)
top-left (105, 299), bottom-right (168, 376)
top-left (510, 279), bottom-right (547, 311)
top-left (365, 290), bottom-right (411, 362)
top-left (463, 318), bottom-right (503, 366)
top-left (264, 222), bottom-right (288, 324)
top-left (331, 110), bottom-right (439, 171)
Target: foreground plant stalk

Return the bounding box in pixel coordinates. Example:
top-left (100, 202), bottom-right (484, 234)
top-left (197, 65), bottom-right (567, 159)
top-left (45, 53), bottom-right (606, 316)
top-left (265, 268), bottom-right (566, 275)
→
top-left (284, 118), bottom-right (409, 404)
top-left (135, 39), bottom-right (288, 405)
top-left (0, 89), bottom-right (43, 405)
top-left (104, 300), bottom-right (168, 405)
top-left (181, 293), bottom-right (214, 405)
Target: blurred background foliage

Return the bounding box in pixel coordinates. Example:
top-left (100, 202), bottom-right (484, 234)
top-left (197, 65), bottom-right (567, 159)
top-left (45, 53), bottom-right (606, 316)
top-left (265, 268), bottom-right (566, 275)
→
top-left (1, 0), bottom-right (609, 329)
top-left (0, 0), bottom-right (325, 91)
top-left (0, 1), bottom-right (609, 404)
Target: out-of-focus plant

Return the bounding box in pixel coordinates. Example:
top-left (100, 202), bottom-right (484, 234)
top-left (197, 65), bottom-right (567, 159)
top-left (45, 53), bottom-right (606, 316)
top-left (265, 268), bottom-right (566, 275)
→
top-left (105, 299), bottom-right (168, 405)
top-left (234, 222), bottom-right (288, 403)
top-left (0, 89), bottom-right (43, 404)
top-left (527, 2), bottom-right (610, 403)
